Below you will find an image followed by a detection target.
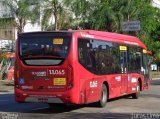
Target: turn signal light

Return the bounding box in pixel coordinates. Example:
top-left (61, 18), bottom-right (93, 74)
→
top-left (67, 65), bottom-right (73, 90)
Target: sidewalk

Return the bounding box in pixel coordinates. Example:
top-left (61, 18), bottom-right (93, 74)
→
top-left (151, 78), bottom-right (160, 80)
top-left (150, 71), bottom-right (160, 80)
top-left (0, 80), bottom-right (14, 93)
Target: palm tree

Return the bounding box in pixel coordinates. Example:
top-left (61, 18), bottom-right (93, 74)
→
top-left (41, 0), bottom-right (75, 31)
top-left (64, 0), bottom-right (92, 29)
top-left (41, 0), bottom-right (65, 30)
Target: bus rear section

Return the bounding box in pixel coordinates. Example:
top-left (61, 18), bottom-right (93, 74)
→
top-left (14, 32), bottom-right (79, 104)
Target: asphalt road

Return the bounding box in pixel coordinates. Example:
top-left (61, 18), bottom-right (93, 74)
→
top-left (0, 80), bottom-right (160, 119)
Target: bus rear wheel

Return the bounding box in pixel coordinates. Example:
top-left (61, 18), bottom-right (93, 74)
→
top-left (97, 84), bottom-right (107, 107)
top-left (132, 81), bottom-right (140, 99)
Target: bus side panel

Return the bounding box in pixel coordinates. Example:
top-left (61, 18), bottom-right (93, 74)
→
top-left (127, 73), bottom-right (144, 94)
top-left (68, 34), bottom-right (81, 104)
top-left (75, 58), bottom-right (101, 104)
top-left (105, 75), bottom-right (122, 99)
top-left (74, 33), bottom-right (102, 104)
top-left (84, 77), bottom-right (100, 103)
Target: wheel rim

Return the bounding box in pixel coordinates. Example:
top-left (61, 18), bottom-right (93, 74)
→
top-left (101, 89), bottom-right (107, 103)
top-left (137, 82), bottom-right (140, 96)
top-left (137, 83), bottom-right (140, 92)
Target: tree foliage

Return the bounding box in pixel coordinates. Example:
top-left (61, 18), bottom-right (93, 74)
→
top-left (66, 0), bottom-right (160, 54)
top-left (41, 0), bottom-right (73, 30)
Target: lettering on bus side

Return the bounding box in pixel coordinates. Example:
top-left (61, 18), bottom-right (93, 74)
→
top-left (90, 81), bottom-right (98, 88)
top-left (49, 70), bottom-right (65, 75)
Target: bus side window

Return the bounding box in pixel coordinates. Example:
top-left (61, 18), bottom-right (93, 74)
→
top-left (78, 39), bottom-right (93, 71)
top-left (78, 38), bottom-right (121, 75)
top-left (129, 47), bottom-right (142, 73)
top-left (88, 50), bottom-right (96, 71)
top-left (135, 52), bottom-right (141, 73)
top-left (78, 48), bottom-right (85, 65)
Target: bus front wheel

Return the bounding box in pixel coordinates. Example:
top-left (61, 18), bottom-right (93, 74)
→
top-left (132, 81), bottom-right (140, 99)
top-left (97, 84), bottom-right (107, 107)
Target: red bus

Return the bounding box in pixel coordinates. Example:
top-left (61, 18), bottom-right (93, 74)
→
top-left (14, 30), bottom-right (150, 107)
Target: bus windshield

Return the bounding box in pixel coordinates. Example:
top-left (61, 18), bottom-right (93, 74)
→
top-left (19, 35), bottom-right (71, 66)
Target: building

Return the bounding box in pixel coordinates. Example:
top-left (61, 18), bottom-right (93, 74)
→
top-left (0, 0), bottom-right (16, 51)
top-left (0, 0), bottom-right (41, 51)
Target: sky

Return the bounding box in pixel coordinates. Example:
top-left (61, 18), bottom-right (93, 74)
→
top-left (153, 0), bottom-right (160, 8)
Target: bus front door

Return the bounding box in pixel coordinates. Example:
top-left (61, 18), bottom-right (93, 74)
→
top-left (120, 50), bottom-right (128, 94)
top-left (142, 51), bottom-right (150, 88)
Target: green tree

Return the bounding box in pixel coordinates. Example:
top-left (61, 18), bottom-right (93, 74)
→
top-left (88, 0), bottom-right (154, 32)
top-left (137, 3), bottom-right (160, 54)
top-left (64, 0), bottom-right (92, 29)
top-left (66, 0), bottom-right (160, 54)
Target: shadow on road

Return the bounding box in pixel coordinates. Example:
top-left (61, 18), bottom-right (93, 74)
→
top-left (0, 93), bottom-right (86, 114)
top-left (27, 104), bottom-right (85, 114)
top-left (0, 93), bottom-right (132, 115)
top-left (0, 93), bottom-right (137, 114)
top-left (0, 94), bottom-right (48, 113)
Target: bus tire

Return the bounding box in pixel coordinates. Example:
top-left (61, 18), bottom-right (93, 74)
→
top-left (97, 84), bottom-right (107, 107)
top-left (132, 81), bottom-right (140, 99)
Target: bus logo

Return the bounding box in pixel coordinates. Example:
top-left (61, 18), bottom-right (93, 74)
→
top-left (32, 72), bottom-right (46, 76)
top-left (19, 78), bottom-right (25, 85)
top-left (115, 76), bottom-right (121, 81)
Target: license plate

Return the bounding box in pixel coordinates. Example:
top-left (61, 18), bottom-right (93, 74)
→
top-left (53, 78), bottom-right (66, 85)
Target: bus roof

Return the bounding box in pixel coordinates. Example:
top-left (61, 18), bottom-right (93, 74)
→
top-left (19, 30), bottom-right (147, 49)
top-left (79, 30), bottom-right (147, 49)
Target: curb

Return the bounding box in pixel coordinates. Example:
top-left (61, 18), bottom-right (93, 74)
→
top-left (0, 90), bottom-right (14, 94)
top-left (151, 78), bottom-right (160, 80)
